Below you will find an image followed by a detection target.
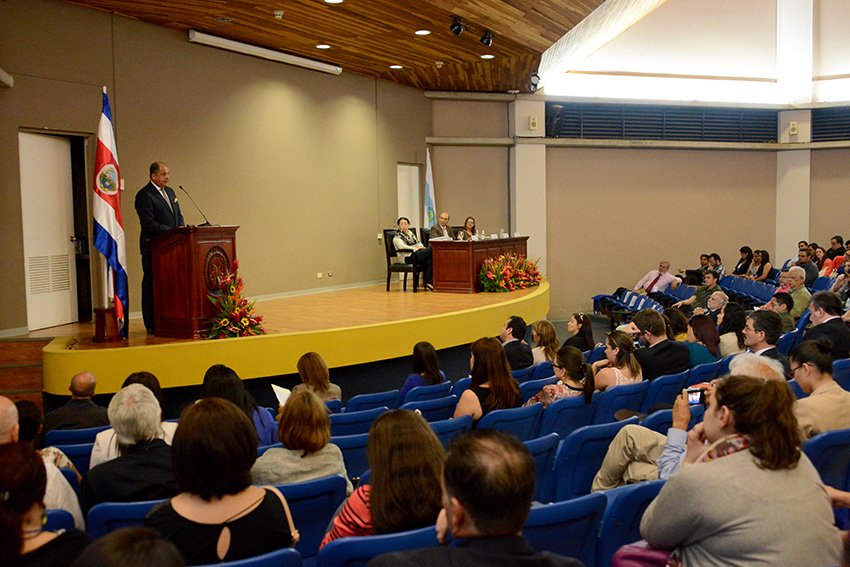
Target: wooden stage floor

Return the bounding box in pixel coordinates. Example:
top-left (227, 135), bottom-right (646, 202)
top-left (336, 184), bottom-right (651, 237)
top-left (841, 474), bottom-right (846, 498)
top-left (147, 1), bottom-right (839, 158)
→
top-left (36, 282), bottom-right (550, 395)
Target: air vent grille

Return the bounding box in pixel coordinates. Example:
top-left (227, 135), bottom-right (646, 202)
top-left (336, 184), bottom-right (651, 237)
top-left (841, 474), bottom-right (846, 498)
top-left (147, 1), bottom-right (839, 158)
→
top-left (812, 107), bottom-right (850, 142)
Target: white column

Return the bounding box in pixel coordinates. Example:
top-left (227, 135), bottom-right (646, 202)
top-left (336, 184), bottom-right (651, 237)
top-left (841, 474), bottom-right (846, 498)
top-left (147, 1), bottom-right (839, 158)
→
top-left (509, 100), bottom-right (547, 274)
top-left (776, 0), bottom-right (813, 105)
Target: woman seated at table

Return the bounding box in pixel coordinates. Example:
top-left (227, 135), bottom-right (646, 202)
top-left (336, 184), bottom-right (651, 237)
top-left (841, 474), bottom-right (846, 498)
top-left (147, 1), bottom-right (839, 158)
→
top-left (252, 390), bottom-right (352, 494)
top-left (399, 341), bottom-right (446, 403)
top-left (392, 216), bottom-right (433, 291)
top-left (145, 398), bottom-right (297, 565)
top-left (531, 319), bottom-right (560, 366)
top-left (0, 443), bottom-right (92, 567)
top-left (292, 352), bottom-right (341, 402)
top-left (562, 312), bottom-right (595, 352)
top-left (640, 376), bottom-right (841, 567)
top-left (590, 330), bottom-right (643, 390)
top-left (453, 337), bottom-right (522, 423)
top-left (456, 216), bottom-right (476, 240)
top-left (320, 410), bottom-right (444, 547)
top-left (524, 346), bottom-right (595, 408)
top-left (686, 314), bottom-right (721, 367)
top-left (199, 364), bottom-right (277, 446)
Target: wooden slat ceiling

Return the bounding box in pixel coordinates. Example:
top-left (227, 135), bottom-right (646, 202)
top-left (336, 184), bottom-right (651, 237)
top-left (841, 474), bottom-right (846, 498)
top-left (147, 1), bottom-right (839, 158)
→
top-left (58, 0), bottom-right (604, 92)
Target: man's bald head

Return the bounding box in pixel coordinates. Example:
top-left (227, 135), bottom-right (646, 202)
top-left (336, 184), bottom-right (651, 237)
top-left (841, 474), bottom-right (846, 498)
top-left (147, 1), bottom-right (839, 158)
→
top-left (69, 372), bottom-right (97, 398)
top-left (0, 396), bottom-right (20, 444)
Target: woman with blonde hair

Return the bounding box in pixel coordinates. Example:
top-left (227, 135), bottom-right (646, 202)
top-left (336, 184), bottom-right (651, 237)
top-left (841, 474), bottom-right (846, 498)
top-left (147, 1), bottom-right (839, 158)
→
top-left (591, 330), bottom-right (643, 390)
top-left (292, 352), bottom-right (341, 402)
top-left (320, 410), bottom-right (445, 547)
top-left (453, 337), bottom-right (522, 423)
top-left (531, 320), bottom-right (560, 365)
top-left (251, 390), bottom-right (352, 494)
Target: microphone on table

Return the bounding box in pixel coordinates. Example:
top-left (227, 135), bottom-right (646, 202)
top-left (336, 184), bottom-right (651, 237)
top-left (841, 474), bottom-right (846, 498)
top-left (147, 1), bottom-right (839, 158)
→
top-left (178, 185), bottom-right (212, 227)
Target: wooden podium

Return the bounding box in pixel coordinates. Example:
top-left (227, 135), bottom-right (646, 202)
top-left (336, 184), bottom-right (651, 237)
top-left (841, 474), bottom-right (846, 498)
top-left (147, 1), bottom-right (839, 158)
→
top-left (431, 236), bottom-right (529, 293)
top-left (150, 225), bottom-right (239, 338)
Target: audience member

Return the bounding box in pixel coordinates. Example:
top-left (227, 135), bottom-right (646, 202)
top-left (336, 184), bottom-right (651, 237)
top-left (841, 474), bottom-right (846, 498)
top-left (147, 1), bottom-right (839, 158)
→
top-left (500, 316), bottom-right (533, 370)
top-left (90, 371), bottom-right (177, 469)
top-left (815, 246), bottom-right (828, 270)
top-left (71, 527), bottom-right (185, 567)
top-left (368, 429), bottom-right (583, 567)
top-left (832, 252), bottom-right (850, 296)
top-left (743, 310), bottom-right (792, 378)
top-left (663, 307), bottom-right (689, 341)
top-left (591, 354), bottom-right (787, 492)
top-left (252, 390), bottom-right (352, 493)
top-left (591, 330), bottom-right (643, 390)
top-left (15, 400), bottom-right (78, 476)
top-left (457, 216), bottom-right (476, 240)
top-left (634, 261), bottom-right (677, 294)
top-left (790, 340), bottom-right (850, 440)
top-left (322, 410), bottom-right (445, 547)
top-left (827, 235), bottom-right (846, 261)
top-left (717, 302), bottom-right (746, 357)
top-left (678, 253), bottom-right (709, 285)
top-left (400, 342), bottom-right (446, 403)
top-left (623, 309), bottom-right (689, 380)
top-left (562, 312), bottom-right (595, 352)
top-left (640, 376), bottom-right (841, 567)
top-left (145, 398), bottom-right (297, 565)
top-left (37, 371), bottom-right (108, 448)
top-left (530, 320), bottom-right (560, 366)
top-left (802, 291), bottom-right (850, 359)
top-left (751, 250), bottom-right (773, 282)
top-left (81, 384), bottom-right (178, 514)
top-left (686, 314), bottom-right (721, 367)
top-left (393, 216), bottom-right (433, 291)
top-left (428, 211), bottom-right (454, 239)
top-left (292, 352), bottom-right (341, 402)
top-left (768, 291), bottom-right (796, 333)
top-left (199, 364), bottom-right (277, 446)
top-left (0, 442), bottom-right (92, 567)
top-left (692, 290), bottom-right (727, 322)
top-left (454, 338), bottom-right (522, 423)
top-left (796, 248), bottom-right (819, 287)
top-left (673, 270), bottom-right (720, 314)
top-left (787, 266), bottom-right (812, 320)
top-left (776, 268), bottom-right (791, 293)
top-left (0, 396), bottom-right (83, 530)
top-left (523, 346), bottom-right (594, 408)
top-left (732, 246), bottom-right (753, 276)
top-left (707, 253), bottom-right (726, 280)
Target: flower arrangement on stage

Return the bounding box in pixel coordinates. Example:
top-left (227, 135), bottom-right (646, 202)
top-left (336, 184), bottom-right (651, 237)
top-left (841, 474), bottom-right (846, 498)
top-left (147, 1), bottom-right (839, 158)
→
top-left (479, 253), bottom-right (543, 292)
top-left (207, 260), bottom-right (267, 339)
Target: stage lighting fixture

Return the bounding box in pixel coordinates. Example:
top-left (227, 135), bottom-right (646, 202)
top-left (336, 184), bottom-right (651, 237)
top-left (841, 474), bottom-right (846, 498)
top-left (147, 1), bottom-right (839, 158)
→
top-left (480, 31), bottom-right (493, 47)
top-left (529, 72), bottom-right (540, 93)
top-left (450, 17), bottom-right (464, 36)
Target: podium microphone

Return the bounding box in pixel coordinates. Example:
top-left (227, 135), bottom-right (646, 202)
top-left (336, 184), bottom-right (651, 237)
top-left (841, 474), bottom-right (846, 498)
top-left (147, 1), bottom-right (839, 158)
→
top-left (178, 185), bottom-right (212, 227)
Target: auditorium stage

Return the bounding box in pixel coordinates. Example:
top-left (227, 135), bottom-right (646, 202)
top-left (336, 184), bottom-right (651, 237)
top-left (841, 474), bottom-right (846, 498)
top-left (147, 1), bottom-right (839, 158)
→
top-left (38, 282), bottom-right (550, 395)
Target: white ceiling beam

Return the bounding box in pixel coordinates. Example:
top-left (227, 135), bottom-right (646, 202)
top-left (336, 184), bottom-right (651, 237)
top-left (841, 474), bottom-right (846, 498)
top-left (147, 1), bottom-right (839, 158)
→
top-left (0, 66), bottom-right (13, 88)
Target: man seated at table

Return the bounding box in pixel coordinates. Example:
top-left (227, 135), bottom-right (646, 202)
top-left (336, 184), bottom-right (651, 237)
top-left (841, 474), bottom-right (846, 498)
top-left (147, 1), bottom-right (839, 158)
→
top-left (429, 211), bottom-right (455, 240)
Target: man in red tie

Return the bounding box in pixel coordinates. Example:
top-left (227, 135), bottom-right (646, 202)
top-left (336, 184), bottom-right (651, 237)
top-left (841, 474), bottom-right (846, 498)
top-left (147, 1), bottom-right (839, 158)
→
top-left (634, 261), bottom-right (678, 294)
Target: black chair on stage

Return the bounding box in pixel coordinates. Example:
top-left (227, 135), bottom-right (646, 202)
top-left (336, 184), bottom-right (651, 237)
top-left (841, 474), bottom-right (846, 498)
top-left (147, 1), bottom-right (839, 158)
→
top-left (383, 228), bottom-right (422, 292)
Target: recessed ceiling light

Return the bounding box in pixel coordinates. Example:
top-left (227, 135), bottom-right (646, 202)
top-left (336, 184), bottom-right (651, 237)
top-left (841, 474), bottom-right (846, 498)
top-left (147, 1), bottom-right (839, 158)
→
top-left (215, 17), bottom-right (233, 23)
top-left (325, 0), bottom-right (343, 3)
top-left (480, 54), bottom-right (495, 59)
top-left (390, 65), bottom-right (403, 69)
top-left (415, 30), bottom-right (431, 36)
top-left (316, 44), bottom-right (331, 49)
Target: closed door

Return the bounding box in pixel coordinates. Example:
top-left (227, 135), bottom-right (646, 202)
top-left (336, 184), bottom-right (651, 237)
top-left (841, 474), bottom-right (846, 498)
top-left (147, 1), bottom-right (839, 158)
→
top-left (19, 132), bottom-right (78, 330)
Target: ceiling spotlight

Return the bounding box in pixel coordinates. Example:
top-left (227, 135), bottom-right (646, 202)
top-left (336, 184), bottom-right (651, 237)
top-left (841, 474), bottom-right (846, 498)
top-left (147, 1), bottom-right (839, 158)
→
top-left (480, 30), bottom-right (493, 47)
top-left (480, 54), bottom-right (494, 60)
top-left (316, 44), bottom-right (331, 49)
top-left (273, 10), bottom-right (284, 19)
top-left (450, 17), bottom-right (464, 37)
top-left (415, 30), bottom-right (431, 36)
top-left (390, 65), bottom-right (403, 69)
top-left (324, 0), bottom-right (343, 3)
top-left (529, 72), bottom-right (541, 93)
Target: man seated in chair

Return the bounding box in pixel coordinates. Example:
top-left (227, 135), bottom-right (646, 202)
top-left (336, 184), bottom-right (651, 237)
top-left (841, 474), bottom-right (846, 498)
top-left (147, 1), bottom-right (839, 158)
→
top-left (368, 429), bottom-right (583, 567)
top-left (634, 261), bottom-right (678, 296)
top-left (802, 291), bottom-right (850, 359)
top-left (428, 211), bottom-right (454, 240)
top-left (500, 316), bottom-right (534, 370)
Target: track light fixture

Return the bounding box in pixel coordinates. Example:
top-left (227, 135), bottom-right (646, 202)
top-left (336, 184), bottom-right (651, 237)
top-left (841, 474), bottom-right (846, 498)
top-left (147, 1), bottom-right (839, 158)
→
top-left (480, 30), bottom-right (493, 47)
top-left (529, 72), bottom-right (540, 93)
top-left (450, 17), bottom-right (464, 37)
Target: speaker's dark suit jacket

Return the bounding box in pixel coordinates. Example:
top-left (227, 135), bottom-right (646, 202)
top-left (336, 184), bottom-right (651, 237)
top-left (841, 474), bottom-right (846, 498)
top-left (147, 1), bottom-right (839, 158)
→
top-left (135, 182), bottom-right (184, 255)
top-left (803, 317), bottom-right (850, 359)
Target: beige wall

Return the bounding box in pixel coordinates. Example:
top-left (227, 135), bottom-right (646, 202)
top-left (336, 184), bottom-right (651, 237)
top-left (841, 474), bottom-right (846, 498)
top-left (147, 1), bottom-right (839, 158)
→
top-left (811, 149), bottom-right (850, 246)
top-left (545, 148), bottom-right (777, 319)
top-left (0, 0), bottom-right (431, 332)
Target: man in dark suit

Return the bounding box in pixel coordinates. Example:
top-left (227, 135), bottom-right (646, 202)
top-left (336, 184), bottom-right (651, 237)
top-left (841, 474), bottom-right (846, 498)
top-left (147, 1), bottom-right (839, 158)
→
top-left (428, 211), bottom-right (455, 240)
top-left (626, 309), bottom-right (689, 380)
top-left (135, 162), bottom-right (184, 333)
top-left (500, 316), bottom-right (533, 370)
top-left (803, 291), bottom-right (850, 359)
top-left (37, 371), bottom-right (108, 448)
top-left (367, 430), bottom-right (582, 567)
top-left (744, 310), bottom-right (792, 379)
